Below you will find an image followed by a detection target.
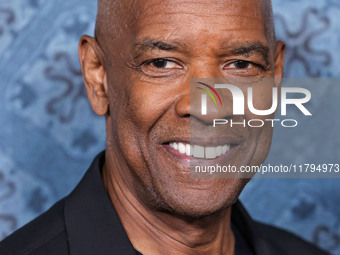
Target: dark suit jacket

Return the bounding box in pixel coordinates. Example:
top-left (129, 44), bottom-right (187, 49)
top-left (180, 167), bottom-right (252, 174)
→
top-left (0, 152), bottom-right (329, 255)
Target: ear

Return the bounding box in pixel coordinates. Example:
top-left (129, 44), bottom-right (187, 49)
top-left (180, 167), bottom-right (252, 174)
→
top-left (272, 41), bottom-right (286, 116)
top-left (273, 41), bottom-right (286, 80)
top-left (79, 35), bottom-right (109, 116)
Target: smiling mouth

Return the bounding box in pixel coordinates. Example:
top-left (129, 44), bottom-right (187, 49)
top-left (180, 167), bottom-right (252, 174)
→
top-left (169, 142), bottom-right (231, 159)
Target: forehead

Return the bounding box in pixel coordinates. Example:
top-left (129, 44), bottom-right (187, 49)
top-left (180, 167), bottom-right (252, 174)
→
top-left (117, 0), bottom-right (267, 50)
top-left (134, 0), bottom-right (264, 21)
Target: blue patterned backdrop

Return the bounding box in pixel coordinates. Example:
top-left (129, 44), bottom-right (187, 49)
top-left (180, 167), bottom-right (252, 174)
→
top-left (0, 0), bottom-right (339, 254)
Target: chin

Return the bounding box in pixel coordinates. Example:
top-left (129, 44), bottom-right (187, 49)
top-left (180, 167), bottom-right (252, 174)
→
top-left (155, 178), bottom-right (248, 218)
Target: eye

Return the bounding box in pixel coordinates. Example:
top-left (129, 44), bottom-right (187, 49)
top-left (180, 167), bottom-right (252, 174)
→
top-left (140, 58), bottom-right (183, 78)
top-left (149, 59), bottom-right (179, 69)
top-left (222, 60), bottom-right (265, 77)
top-left (233, 60), bottom-right (251, 69)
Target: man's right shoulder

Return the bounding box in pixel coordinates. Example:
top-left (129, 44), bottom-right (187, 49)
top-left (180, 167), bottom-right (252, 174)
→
top-left (0, 199), bottom-right (69, 255)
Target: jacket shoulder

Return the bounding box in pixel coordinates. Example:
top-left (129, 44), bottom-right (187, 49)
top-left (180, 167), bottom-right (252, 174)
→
top-left (255, 221), bottom-right (329, 255)
top-left (0, 199), bottom-right (69, 255)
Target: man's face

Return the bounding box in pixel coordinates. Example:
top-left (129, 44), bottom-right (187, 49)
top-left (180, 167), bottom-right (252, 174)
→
top-left (101, 0), bottom-right (284, 216)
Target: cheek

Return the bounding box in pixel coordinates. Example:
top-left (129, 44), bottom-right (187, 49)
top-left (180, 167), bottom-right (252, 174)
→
top-left (118, 77), bottom-right (176, 132)
top-left (247, 85), bottom-right (278, 118)
top-left (107, 77), bottom-right (174, 166)
top-left (243, 85), bottom-right (276, 165)
top-left (127, 90), bottom-right (165, 131)
top-left (243, 114), bottom-right (274, 167)
top-left (248, 124), bottom-right (273, 166)
top-left (108, 72), bottom-right (166, 134)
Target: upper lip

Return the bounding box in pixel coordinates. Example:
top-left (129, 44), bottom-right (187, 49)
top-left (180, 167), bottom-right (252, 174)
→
top-left (162, 137), bottom-right (242, 147)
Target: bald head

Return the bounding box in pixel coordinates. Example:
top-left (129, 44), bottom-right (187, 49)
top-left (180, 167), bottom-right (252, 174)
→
top-left (95, 0), bottom-right (276, 51)
top-left (261, 0), bottom-right (276, 47)
top-left (95, 0), bottom-right (138, 49)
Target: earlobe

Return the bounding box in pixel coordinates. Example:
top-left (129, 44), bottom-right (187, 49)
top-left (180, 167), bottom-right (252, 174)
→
top-left (79, 35), bottom-right (109, 116)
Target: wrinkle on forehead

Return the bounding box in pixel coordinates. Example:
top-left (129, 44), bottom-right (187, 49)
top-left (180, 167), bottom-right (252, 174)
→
top-left (95, 0), bottom-right (275, 50)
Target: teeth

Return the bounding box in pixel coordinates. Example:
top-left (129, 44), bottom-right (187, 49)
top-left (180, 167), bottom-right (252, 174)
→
top-left (216, 146), bottom-right (222, 157)
top-left (178, 143), bottom-right (186, 154)
top-left (222, 145), bottom-right (230, 154)
top-left (205, 147), bottom-right (216, 159)
top-left (186, 144), bottom-right (191, 156)
top-left (169, 142), bottom-right (230, 159)
top-left (193, 145), bottom-right (204, 158)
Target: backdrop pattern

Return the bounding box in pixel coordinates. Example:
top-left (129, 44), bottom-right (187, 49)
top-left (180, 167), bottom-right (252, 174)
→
top-left (0, 0), bottom-right (339, 254)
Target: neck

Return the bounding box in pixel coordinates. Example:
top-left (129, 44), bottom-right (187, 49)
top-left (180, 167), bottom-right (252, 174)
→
top-left (103, 148), bottom-right (235, 255)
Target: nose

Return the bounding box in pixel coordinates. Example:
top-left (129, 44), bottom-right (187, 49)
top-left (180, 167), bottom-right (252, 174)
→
top-left (175, 62), bottom-right (235, 125)
top-left (175, 91), bottom-right (190, 118)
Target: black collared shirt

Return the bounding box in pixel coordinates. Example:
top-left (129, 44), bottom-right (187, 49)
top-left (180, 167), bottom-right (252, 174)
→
top-left (0, 152), bottom-right (329, 255)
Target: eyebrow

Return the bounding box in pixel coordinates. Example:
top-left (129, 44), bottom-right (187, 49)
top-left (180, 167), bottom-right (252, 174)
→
top-left (132, 38), bottom-right (184, 59)
top-left (228, 42), bottom-right (270, 64)
top-left (132, 39), bottom-right (270, 64)
top-left (135, 39), bottom-right (181, 51)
